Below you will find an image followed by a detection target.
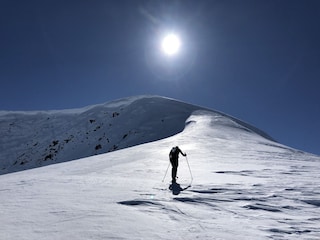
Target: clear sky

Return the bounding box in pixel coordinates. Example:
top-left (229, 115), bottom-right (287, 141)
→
top-left (1, 0), bottom-right (320, 156)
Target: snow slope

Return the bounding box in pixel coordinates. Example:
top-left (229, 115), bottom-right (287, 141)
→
top-left (0, 95), bottom-right (272, 174)
top-left (0, 96), bottom-right (319, 239)
top-left (0, 96), bottom-right (200, 174)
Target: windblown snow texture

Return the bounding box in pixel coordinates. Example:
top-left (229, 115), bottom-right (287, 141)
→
top-left (0, 95), bottom-right (319, 240)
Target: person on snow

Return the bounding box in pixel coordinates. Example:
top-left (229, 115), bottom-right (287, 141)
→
top-left (169, 146), bottom-right (186, 183)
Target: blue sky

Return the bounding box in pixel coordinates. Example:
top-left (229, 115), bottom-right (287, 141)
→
top-left (1, 0), bottom-right (320, 155)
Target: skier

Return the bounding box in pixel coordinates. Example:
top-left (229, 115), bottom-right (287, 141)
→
top-left (169, 146), bottom-right (186, 183)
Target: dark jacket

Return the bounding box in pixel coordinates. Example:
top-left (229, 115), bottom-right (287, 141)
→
top-left (169, 146), bottom-right (185, 160)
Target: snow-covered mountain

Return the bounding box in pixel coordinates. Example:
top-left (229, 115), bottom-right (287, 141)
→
top-left (0, 96), bottom-right (198, 174)
top-left (0, 95), bottom-right (272, 175)
top-left (0, 95), bottom-right (319, 239)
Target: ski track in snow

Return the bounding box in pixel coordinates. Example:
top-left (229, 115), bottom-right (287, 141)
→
top-left (0, 96), bottom-right (320, 239)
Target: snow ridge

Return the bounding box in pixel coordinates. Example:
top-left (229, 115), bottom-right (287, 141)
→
top-left (0, 95), bottom-right (284, 174)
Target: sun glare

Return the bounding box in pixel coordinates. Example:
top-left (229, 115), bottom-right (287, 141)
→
top-left (161, 33), bottom-right (181, 56)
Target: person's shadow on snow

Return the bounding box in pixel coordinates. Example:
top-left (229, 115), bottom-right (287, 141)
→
top-left (169, 183), bottom-right (191, 195)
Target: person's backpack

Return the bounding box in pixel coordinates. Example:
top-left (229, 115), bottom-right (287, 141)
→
top-left (169, 147), bottom-right (178, 159)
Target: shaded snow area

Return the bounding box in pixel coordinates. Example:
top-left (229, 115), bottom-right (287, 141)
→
top-left (0, 96), bottom-right (320, 239)
top-left (0, 96), bottom-right (204, 174)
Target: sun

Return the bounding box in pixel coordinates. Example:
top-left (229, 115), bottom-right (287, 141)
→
top-left (161, 33), bottom-right (181, 56)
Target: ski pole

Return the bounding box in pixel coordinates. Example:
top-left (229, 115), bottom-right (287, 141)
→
top-left (162, 162), bottom-right (170, 182)
top-left (185, 155), bottom-right (193, 184)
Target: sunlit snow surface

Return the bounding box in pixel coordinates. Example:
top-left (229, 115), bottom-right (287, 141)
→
top-left (0, 97), bottom-right (319, 239)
